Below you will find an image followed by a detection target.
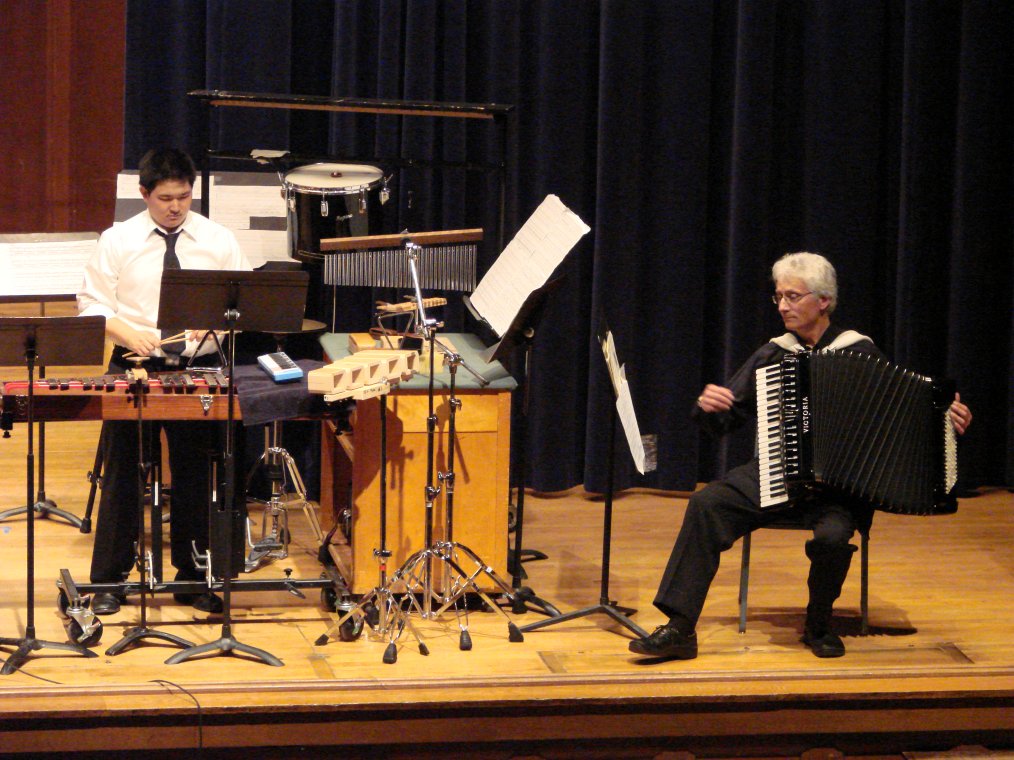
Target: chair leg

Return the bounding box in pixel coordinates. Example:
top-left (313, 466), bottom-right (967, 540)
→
top-left (738, 533), bottom-right (751, 633)
top-left (860, 531), bottom-right (869, 635)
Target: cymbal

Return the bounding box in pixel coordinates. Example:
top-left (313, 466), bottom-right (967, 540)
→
top-left (261, 318), bottom-right (328, 337)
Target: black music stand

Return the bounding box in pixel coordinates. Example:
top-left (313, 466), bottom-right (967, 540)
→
top-left (520, 321), bottom-right (652, 638)
top-left (157, 269), bottom-right (308, 667)
top-left (0, 232), bottom-right (98, 534)
top-left (0, 316), bottom-right (104, 674)
top-left (465, 277), bottom-right (564, 618)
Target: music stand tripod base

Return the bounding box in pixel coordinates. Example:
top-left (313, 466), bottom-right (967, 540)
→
top-left (0, 315), bottom-right (106, 674)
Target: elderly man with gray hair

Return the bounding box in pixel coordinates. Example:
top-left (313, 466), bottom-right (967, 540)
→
top-left (630, 252), bottom-right (972, 660)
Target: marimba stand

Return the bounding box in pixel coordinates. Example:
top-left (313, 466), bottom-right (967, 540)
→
top-left (104, 364), bottom-right (195, 656)
top-left (0, 316), bottom-right (105, 674)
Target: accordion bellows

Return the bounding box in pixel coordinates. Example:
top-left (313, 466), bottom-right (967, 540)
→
top-left (756, 350), bottom-right (958, 516)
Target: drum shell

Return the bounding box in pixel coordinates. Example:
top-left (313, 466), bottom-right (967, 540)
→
top-left (283, 163), bottom-right (387, 263)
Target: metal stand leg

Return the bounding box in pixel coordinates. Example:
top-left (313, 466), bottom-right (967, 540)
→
top-left (1, 348), bottom-right (97, 674)
top-left (0, 418), bottom-right (88, 532)
top-left (245, 422), bottom-right (297, 571)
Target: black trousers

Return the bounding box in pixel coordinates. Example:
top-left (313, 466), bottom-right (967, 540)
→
top-left (89, 351), bottom-right (238, 584)
top-left (653, 460), bottom-right (870, 626)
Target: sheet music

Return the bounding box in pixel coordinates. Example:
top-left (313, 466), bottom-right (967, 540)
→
top-left (470, 194), bottom-right (590, 338)
top-left (0, 238), bottom-right (97, 297)
top-left (601, 330), bottom-right (656, 474)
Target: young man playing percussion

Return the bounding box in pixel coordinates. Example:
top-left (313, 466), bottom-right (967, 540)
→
top-left (78, 148), bottom-right (252, 615)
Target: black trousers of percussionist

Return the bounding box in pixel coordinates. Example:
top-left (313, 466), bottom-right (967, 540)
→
top-left (89, 346), bottom-right (245, 587)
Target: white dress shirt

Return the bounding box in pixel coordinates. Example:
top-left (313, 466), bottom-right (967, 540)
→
top-left (78, 209), bottom-right (252, 346)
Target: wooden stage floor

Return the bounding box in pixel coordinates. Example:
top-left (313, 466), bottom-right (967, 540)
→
top-left (0, 416), bottom-right (1012, 758)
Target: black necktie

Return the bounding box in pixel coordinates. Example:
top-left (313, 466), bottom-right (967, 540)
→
top-left (156, 229), bottom-right (182, 270)
top-left (156, 229), bottom-right (185, 360)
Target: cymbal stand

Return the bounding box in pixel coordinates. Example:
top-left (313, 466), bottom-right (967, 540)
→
top-left (105, 365), bottom-right (195, 656)
top-left (0, 322), bottom-right (98, 674)
top-left (314, 393), bottom-right (429, 664)
top-left (384, 252), bottom-right (524, 648)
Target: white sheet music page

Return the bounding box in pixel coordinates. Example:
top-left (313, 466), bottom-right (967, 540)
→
top-left (469, 194), bottom-right (590, 338)
top-left (0, 238), bottom-right (97, 297)
top-left (601, 329), bottom-right (653, 474)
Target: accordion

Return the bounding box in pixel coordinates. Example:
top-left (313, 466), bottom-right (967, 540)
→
top-left (755, 350), bottom-right (958, 515)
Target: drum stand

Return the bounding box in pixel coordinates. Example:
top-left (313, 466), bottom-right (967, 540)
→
top-left (105, 365), bottom-right (195, 656)
top-left (315, 394), bottom-right (429, 664)
top-left (0, 316), bottom-right (102, 674)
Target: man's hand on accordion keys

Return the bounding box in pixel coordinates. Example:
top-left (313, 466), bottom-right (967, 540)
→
top-left (949, 392), bottom-right (972, 435)
top-left (697, 383), bottom-right (736, 413)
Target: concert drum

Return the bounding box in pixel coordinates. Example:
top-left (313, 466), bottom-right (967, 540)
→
top-left (283, 163), bottom-right (389, 263)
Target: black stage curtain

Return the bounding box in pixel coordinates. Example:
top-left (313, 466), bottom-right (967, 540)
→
top-left (123, 1), bottom-right (1013, 493)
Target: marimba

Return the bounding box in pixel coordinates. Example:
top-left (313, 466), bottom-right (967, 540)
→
top-left (1, 371), bottom-right (236, 423)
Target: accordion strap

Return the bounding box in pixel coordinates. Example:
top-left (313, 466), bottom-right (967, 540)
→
top-left (769, 329), bottom-right (872, 353)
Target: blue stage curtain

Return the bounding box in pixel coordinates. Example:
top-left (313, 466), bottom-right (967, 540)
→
top-left (123, 0), bottom-right (1014, 492)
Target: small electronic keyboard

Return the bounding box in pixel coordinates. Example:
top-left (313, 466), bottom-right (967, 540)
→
top-left (257, 352), bottom-right (303, 383)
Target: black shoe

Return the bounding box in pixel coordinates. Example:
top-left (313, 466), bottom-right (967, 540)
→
top-left (91, 592), bottom-right (126, 616)
top-left (172, 590), bottom-right (224, 614)
top-left (802, 625), bottom-right (846, 658)
top-left (629, 623), bottom-right (698, 660)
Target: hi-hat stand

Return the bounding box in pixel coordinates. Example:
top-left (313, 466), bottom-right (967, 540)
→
top-left (244, 317), bottom-right (327, 571)
top-left (105, 362), bottom-right (195, 656)
top-left (157, 269), bottom-right (309, 667)
top-left (0, 316), bottom-right (104, 674)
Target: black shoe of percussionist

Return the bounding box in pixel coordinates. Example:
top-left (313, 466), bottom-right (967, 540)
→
top-left (91, 592), bottom-right (126, 616)
top-left (628, 623), bottom-right (698, 660)
top-left (172, 590), bottom-right (224, 614)
top-left (173, 570), bottom-right (224, 613)
top-left (802, 623), bottom-right (846, 658)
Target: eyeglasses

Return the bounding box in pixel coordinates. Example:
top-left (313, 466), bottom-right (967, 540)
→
top-left (772, 291), bottom-right (813, 305)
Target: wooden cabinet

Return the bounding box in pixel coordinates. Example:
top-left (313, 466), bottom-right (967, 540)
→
top-left (319, 333), bottom-right (514, 594)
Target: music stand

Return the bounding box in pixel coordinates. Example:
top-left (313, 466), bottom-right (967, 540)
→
top-left (520, 321), bottom-right (653, 637)
top-left (0, 316), bottom-right (104, 674)
top-left (465, 277), bottom-right (564, 618)
top-left (0, 232), bottom-right (98, 534)
top-left (156, 269), bottom-right (308, 666)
